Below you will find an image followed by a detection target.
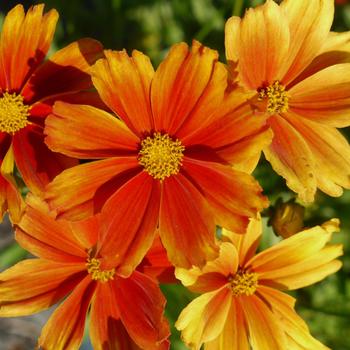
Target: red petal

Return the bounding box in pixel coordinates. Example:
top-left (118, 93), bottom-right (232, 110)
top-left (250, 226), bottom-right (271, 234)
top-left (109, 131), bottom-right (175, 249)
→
top-left (114, 271), bottom-right (170, 350)
top-left (159, 173), bottom-right (218, 268)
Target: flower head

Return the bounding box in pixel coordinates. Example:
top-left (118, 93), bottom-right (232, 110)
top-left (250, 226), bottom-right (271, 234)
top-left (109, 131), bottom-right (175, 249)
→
top-left (44, 40), bottom-right (271, 268)
top-left (175, 217), bottom-right (342, 349)
top-left (0, 4), bottom-right (104, 222)
top-left (225, 0), bottom-right (350, 202)
top-left (0, 199), bottom-right (170, 349)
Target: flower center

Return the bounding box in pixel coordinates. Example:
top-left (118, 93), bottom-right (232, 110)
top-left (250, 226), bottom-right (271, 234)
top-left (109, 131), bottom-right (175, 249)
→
top-left (0, 92), bottom-right (30, 134)
top-left (258, 81), bottom-right (289, 114)
top-left (228, 271), bottom-right (258, 296)
top-left (138, 132), bottom-right (185, 181)
top-left (86, 257), bottom-right (115, 283)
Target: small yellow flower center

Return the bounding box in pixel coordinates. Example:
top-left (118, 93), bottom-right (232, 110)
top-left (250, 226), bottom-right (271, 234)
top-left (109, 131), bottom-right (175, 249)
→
top-left (0, 92), bottom-right (30, 134)
top-left (138, 132), bottom-right (185, 181)
top-left (86, 258), bottom-right (115, 283)
top-left (258, 81), bottom-right (289, 114)
top-left (228, 271), bottom-right (258, 297)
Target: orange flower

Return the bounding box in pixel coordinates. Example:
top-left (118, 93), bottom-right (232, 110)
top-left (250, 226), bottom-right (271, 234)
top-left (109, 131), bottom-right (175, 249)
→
top-left (0, 200), bottom-right (170, 350)
top-left (44, 41), bottom-right (271, 268)
top-left (0, 4), bottom-right (104, 221)
top-left (225, 0), bottom-right (350, 202)
top-left (175, 218), bottom-right (342, 349)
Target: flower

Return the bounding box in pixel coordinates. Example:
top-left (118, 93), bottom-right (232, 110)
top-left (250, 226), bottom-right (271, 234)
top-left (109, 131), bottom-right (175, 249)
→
top-left (0, 199), bottom-right (170, 350)
top-left (0, 4), bottom-right (104, 221)
top-left (175, 218), bottom-right (343, 349)
top-left (44, 40), bottom-right (271, 268)
top-left (225, 0), bottom-right (350, 202)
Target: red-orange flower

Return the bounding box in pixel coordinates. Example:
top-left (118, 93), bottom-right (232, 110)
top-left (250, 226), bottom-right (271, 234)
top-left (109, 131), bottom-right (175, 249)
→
top-left (226, 0), bottom-right (350, 202)
top-left (44, 41), bottom-right (271, 268)
top-left (175, 218), bottom-right (342, 349)
top-left (0, 200), bottom-right (170, 350)
top-left (0, 4), bottom-right (103, 222)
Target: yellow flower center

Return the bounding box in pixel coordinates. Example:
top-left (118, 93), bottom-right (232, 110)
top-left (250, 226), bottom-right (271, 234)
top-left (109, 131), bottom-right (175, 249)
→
top-left (138, 132), bottom-right (185, 181)
top-left (0, 92), bottom-right (30, 134)
top-left (228, 271), bottom-right (258, 296)
top-left (258, 81), bottom-right (289, 114)
top-left (86, 258), bottom-right (115, 283)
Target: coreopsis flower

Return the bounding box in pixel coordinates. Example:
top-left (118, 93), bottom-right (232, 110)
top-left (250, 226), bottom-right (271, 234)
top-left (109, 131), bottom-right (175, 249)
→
top-left (225, 0), bottom-right (350, 202)
top-left (44, 40), bottom-right (271, 268)
top-left (175, 218), bottom-right (343, 349)
top-left (0, 201), bottom-right (170, 350)
top-left (0, 4), bottom-right (103, 221)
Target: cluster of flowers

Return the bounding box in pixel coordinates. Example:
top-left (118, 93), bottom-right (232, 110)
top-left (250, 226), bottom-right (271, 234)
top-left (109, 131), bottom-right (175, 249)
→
top-left (0, 0), bottom-right (348, 349)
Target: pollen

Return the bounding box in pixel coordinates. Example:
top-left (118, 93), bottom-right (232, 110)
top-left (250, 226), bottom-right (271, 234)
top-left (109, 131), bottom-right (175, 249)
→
top-left (258, 81), bottom-right (289, 114)
top-left (86, 258), bottom-right (115, 283)
top-left (138, 132), bottom-right (185, 181)
top-left (228, 270), bottom-right (258, 297)
top-left (0, 92), bottom-right (30, 134)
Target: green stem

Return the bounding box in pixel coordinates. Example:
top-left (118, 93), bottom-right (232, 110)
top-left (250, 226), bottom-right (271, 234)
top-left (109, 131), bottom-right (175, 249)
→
top-left (233, 0), bottom-right (244, 16)
top-left (0, 243), bottom-right (27, 269)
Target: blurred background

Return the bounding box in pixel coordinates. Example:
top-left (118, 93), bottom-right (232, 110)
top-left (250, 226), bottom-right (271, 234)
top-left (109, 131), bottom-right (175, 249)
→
top-left (0, 0), bottom-right (349, 349)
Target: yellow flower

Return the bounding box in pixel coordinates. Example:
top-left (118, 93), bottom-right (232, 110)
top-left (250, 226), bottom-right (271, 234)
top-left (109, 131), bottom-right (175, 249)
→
top-left (175, 218), bottom-right (342, 350)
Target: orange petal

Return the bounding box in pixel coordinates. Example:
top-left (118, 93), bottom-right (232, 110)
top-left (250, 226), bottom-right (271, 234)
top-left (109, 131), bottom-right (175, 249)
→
top-left (225, 16), bottom-right (241, 63)
top-left (175, 242), bottom-right (238, 293)
top-left (249, 223), bottom-right (343, 289)
top-left (182, 157), bottom-right (268, 233)
top-left (91, 49), bottom-right (154, 136)
top-left (289, 64), bottom-right (350, 127)
top-left (222, 217), bottom-right (262, 266)
top-left (38, 276), bottom-right (95, 350)
top-left (176, 287), bottom-right (232, 350)
top-left (98, 171), bottom-right (160, 277)
top-left (0, 4), bottom-right (58, 91)
top-left (16, 205), bottom-right (88, 262)
top-left (114, 271), bottom-right (170, 349)
top-left (69, 215), bottom-right (100, 251)
top-left (0, 259), bottom-right (86, 317)
top-left (285, 112), bottom-right (350, 196)
top-left (239, 294), bottom-right (287, 349)
top-left (280, 0), bottom-right (334, 85)
top-left (264, 114), bottom-right (317, 203)
top-left (258, 286), bottom-right (328, 349)
top-left (45, 157), bottom-right (140, 220)
top-left (151, 41), bottom-right (218, 134)
top-left (22, 38), bottom-right (103, 102)
top-left (205, 299), bottom-right (250, 350)
top-left (45, 101), bottom-right (139, 159)
top-left (236, 0), bottom-right (290, 89)
top-left (159, 173), bottom-right (218, 268)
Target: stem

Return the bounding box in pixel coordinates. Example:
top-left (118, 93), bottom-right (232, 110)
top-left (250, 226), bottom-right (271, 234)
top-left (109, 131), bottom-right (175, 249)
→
top-left (233, 0), bottom-right (244, 16)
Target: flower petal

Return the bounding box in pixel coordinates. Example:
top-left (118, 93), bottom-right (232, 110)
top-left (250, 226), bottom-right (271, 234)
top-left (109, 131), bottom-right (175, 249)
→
top-left (264, 114), bottom-right (317, 203)
top-left (205, 299), bottom-right (250, 350)
top-left (182, 157), bottom-right (268, 233)
top-left (21, 38), bottom-right (103, 102)
top-left (176, 287), bottom-right (232, 350)
top-left (98, 171), bottom-right (160, 277)
top-left (285, 112), bottom-right (350, 196)
top-left (151, 41), bottom-right (218, 134)
top-left (16, 205), bottom-right (87, 262)
top-left (258, 286), bottom-right (328, 349)
top-left (222, 217), bottom-right (262, 266)
top-left (225, 16), bottom-right (241, 62)
top-left (45, 157), bottom-right (140, 220)
top-left (45, 101), bottom-right (139, 159)
top-left (0, 259), bottom-right (85, 317)
top-left (12, 124), bottom-right (77, 196)
top-left (289, 63), bottom-right (350, 127)
top-left (239, 294), bottom-right (287, 350)
top-left (159, 173), bottom-right (218, 268)
top-left (91, 49), bottom-right (154, 136)
top-left (38, 276), bottom-right (95, 350)
top-left (235, 0), bottom-right (290, 89)
top-left (114, 271), bottom-right (170, 350)
top-left (0, 4), bottom-right (58, 91)
top-left (280, 0), bottom-right (334, 85)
